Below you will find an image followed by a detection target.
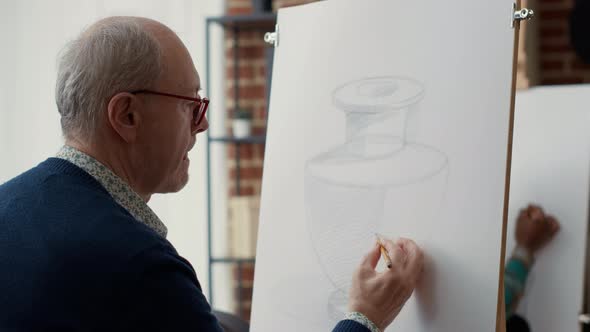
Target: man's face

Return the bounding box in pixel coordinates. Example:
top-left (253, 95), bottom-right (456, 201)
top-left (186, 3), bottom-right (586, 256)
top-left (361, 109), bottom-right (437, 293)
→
top-left (133, 33), bottom-right (208, 195)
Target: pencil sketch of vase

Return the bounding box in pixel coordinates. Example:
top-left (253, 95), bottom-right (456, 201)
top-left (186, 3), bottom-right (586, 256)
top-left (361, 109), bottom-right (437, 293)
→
top-left (304, 76), bottom-right (449, 321)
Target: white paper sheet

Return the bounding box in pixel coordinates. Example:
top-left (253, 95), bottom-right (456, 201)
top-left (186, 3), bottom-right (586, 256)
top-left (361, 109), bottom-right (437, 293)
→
top-left (506, 85), bottom-right (590, 332)
top-left (252, 1), bottom-right (516, 331)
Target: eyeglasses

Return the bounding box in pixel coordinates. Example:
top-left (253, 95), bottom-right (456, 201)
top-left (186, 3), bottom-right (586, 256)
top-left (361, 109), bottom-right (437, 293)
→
top-left (131, 90), bottom-right (209, 127)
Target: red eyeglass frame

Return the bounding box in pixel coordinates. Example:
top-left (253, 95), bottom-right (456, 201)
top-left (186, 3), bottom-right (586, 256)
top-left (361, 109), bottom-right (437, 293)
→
top-left (131, 89), bottom-right (210, 126)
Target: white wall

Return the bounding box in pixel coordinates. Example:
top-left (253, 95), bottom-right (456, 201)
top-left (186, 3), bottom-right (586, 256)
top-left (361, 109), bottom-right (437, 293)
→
top-left (0, 0), bottom-right (230, 309)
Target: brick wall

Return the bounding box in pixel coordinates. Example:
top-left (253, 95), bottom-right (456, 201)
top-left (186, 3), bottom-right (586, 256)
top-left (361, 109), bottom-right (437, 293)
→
top-left (225, 28), bottom-right (267, 197)
top-left (536, 0), bottom-right (590, 84)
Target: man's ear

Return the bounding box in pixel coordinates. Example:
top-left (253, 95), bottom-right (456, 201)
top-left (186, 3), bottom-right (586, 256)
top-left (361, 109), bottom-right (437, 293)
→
top-left (106, 92), bottom-right (141, 143)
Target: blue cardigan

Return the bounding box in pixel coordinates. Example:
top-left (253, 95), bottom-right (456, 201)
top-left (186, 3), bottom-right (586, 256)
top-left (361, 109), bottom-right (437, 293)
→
top-left (0, 158), bottom-right (368, 332)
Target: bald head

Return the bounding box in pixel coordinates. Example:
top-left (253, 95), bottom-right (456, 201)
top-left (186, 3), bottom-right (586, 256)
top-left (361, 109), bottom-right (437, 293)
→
top-left (85, 16), bottom-right (177, 47)
top-left (55, 16), bottom-right (185, 142)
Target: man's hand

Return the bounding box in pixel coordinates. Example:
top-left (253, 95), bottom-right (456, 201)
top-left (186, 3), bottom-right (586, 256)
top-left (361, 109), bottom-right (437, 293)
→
top-left (348, 238), bottom-right (424, 331)
top-left (515, 204), bottom-right (560, 254)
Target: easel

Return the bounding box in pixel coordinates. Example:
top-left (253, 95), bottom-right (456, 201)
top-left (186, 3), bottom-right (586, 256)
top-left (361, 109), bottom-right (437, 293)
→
top-left (497, 1), bottom-right (534, 331)
top-left (254, 1), bottom-right (537, 331)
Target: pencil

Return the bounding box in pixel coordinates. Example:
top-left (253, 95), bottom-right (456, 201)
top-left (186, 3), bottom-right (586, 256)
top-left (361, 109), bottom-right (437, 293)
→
top-left (375, 233), bottom-right (393, 269)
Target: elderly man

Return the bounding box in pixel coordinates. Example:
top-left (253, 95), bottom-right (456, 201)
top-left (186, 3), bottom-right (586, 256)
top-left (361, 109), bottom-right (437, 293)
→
top-left (0, 16), bottom-right (423, 331)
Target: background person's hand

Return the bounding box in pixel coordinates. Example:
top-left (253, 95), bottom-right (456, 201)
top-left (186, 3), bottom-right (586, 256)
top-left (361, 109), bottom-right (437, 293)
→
top-left (348, 237), bottom-right (424, 331)
top-left (515, 204), bottom-right (560, 254)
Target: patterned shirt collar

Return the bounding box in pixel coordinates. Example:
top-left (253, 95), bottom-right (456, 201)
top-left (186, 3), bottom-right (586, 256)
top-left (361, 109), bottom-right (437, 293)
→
top-left (56, 145), bottom-right (167, 238)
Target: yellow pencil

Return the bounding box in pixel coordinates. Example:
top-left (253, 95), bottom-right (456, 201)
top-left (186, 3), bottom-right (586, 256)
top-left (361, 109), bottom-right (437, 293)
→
top-left (375, 233), bottom-right (392, 269)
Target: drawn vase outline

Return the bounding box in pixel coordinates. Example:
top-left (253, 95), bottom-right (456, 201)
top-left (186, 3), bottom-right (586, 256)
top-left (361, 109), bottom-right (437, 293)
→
top-left (304, 76), bottom-right (449, 319)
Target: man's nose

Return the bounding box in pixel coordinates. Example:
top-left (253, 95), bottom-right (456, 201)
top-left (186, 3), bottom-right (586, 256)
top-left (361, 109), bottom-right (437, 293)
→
top-left (192, 116), bottom-right (209, 135)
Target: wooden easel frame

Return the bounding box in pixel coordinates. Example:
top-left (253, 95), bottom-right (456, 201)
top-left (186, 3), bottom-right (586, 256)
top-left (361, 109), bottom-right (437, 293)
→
top-left (496, 1), bottom-right (524, 331)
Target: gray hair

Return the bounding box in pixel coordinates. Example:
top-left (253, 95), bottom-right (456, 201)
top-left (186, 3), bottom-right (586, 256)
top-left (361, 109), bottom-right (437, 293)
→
top-left (55, 17), bottom-right (163, 141)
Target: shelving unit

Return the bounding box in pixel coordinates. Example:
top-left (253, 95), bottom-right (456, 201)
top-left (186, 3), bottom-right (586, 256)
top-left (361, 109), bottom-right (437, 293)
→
top-left (209, 135), bottom-right (267, 144)
top-left (204, 12), bottom-right (277, 316)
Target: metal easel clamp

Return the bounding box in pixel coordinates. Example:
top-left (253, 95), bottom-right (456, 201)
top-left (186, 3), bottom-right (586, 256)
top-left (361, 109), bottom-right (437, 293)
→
top-left (264, 24), bottom-right (279, 47)
top-left (511, 3), bottom-right (535, 28)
